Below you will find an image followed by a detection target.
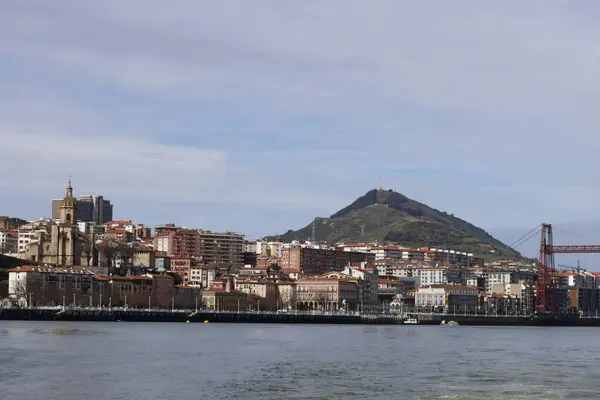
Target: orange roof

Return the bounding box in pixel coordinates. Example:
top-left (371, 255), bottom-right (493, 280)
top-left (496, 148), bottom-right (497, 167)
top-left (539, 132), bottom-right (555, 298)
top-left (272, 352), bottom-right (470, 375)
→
top-left (105, 220), bottom-right (132, 225)
top-left (105, 229), bottom-right (126, 234)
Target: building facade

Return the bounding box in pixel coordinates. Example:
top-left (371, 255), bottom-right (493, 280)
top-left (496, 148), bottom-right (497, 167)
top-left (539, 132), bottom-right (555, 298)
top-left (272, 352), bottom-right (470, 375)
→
top-left (197, 230), bottom-right (244, 266)
top-left (0, 216), bottom-right (27, 231)
top-left (296, 276), bottom-right (359, 311)
top-left (0, 231), bottom-right (18, 254)
top-left (341, 265), bottom-right (379, 306)
top-left (52, 195), bottom-right (113, 224)
top-left (418, 267), bottom-right (462, 287)
top-left (280, 246), bottom-right (373, 276)
top-left (415, 284), bottom-right (479, 312)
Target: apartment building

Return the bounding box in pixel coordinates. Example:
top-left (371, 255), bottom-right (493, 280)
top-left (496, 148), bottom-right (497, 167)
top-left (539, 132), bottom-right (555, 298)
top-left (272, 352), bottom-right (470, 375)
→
top-left (418, 267), bottom-right (463, 287)
top-left (0, 216), bottom-right (27, 231)
top-left (153, 229), bottom-right (244, 266)
top-left (153, 229), bottom-right (199, 256)
top-left (197, 230), bottom-right (244, 265)
top-left (415, 284), bottom-right (479, 312)
top-left (425, 249), bottom-right (484, 266)
top-left (374, 259), bottom-right (419, 279)
top-left (484, 269), bottom-right (536, 292)
top-left (341, 265), bottom-right (379, 305)
top-left (0, 231), bottom-right (18, 254)
top-left (280, 246), bottom-right (373, 276)
top-left (170, 255), bottom-right (196, 284)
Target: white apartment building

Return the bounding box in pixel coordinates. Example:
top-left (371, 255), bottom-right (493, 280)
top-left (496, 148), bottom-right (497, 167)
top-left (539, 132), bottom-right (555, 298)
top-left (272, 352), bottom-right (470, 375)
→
top-left (244, 241), bottom-right (258, 253)
top-left (189, 266), bottom-right (203, 286)
top-left (155, 235), bottom-right (171, 254)
top-left (418, 267), bottom-right (462, 287)
top-left (485, 270), bottom-right (536, 292)
top-left (254, 240), bottom-right (283, 258)
top-left (553, 272), bottom-right (596, 289)
top-left (0, 231), bottom-right (18, 254)
top-left (374, 259), bottom-right (418, 279)
top-left (342, 266), bottom-right (379, 305)
top-left (370, 246), bottom-right (404, 260)
top-left (415, 284), bottom-right (479, 312)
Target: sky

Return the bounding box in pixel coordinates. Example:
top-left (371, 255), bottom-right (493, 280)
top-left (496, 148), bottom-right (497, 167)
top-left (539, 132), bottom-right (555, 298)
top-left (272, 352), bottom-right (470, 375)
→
top-left (2, 1), bottom-right (600, 257)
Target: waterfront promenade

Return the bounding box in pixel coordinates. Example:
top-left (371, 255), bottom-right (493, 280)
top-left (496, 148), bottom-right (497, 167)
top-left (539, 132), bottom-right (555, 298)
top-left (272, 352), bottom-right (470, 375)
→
top-left (0, 306), bottom-right (401, 324)
top-left (4, 306), bottom-right (600, 326)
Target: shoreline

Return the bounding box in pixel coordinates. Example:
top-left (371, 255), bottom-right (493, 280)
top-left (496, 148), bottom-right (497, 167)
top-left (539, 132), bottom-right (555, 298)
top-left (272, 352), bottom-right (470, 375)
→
top-left (3, 308), bottom-right (600, 326)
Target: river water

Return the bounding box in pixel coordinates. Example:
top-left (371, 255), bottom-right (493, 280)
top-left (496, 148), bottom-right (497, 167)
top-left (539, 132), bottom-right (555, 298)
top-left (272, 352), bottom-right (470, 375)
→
top-left (1, 321), bottom-right (599, 399)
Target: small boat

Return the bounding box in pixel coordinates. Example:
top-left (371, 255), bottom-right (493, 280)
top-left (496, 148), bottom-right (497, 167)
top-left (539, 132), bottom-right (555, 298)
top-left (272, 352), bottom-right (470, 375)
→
top-left (404, 317), bottom-right (418, 324)
top-left (440, 320), bottom-right (459, 326)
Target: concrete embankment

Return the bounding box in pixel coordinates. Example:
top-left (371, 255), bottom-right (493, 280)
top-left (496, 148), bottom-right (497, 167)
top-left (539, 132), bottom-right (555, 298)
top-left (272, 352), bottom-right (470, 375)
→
top-left (4, 309), bottom-right (600, 326)
top-left (0, 309), bottom-right (401, 324)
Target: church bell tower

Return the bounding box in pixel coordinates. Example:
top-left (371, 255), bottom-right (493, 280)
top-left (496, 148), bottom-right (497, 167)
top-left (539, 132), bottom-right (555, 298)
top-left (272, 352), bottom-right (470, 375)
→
top-left (59, 180), bottom-right (77, 225)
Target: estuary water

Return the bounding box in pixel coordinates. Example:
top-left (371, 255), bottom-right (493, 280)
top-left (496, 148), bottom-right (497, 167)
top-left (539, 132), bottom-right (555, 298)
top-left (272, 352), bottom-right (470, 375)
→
top-left (1, 321), bottom-right (599, 399)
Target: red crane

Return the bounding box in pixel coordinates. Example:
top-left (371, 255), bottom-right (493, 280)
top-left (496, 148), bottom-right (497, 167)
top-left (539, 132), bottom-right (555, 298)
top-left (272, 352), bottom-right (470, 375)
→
top-left (536, 223), bottom-right (600, 314)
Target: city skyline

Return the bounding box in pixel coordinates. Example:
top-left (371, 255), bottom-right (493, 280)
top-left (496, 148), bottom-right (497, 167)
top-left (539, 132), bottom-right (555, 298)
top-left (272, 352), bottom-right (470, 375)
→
top-left (3, 2), bottom-right (600, 244)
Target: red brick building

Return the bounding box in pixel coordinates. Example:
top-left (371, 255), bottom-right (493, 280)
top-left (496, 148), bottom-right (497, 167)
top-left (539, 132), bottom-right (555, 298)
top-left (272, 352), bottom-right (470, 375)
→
top-left (280, 247), bottom-right (373, 276)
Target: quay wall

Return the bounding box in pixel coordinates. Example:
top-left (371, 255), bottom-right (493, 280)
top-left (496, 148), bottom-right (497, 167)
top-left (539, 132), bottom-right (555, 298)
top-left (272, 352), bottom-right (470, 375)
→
top-left (4, 309), bottom-right (600, 326)
top-left (0, 309), bottom-right (400, 325)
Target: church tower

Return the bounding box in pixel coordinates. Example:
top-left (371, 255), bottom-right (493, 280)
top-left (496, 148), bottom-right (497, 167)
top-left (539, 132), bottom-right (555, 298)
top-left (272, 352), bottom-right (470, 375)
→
top-left (59, 180), bottom-right (78, 225)
top-left (50, 180), bottom-right (81, 266)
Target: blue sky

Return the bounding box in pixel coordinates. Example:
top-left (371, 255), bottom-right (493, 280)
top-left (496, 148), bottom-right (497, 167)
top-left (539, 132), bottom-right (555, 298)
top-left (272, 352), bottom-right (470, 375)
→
top-left (2, 1), bottom-right (600, 258)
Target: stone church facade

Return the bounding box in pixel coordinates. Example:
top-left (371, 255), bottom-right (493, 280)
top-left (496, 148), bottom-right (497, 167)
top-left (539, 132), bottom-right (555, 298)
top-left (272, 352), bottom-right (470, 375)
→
top-left (22, 182), bottom-right (104, 267)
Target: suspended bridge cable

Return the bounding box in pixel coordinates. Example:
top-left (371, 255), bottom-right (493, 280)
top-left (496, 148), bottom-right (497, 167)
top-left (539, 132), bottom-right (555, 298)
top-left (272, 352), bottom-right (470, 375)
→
top-left (508, 224), bottom-right (543, 250)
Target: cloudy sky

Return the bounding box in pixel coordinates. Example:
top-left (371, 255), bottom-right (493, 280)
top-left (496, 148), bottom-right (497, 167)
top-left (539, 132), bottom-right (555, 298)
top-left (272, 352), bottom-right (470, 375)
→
top-left (2, 1), bottom-right (600, 254)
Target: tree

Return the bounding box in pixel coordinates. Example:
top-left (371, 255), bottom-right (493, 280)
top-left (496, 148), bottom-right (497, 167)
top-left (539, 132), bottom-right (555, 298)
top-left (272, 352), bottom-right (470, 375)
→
top-left (287, 292), bottom-right (297, 310)
top-left (10, 281), bottom-right (28, 307)
top-left (314, 291), bottom-right (329, 311)
top-left (167, 272), bottom-right (183, 285)
top-left (268, 263), bottom-right (281, 272)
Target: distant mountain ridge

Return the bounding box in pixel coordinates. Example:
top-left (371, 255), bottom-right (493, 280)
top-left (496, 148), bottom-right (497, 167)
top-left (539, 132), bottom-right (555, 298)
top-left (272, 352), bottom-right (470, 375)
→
top-left (268, 188), bottom-right (522, 260)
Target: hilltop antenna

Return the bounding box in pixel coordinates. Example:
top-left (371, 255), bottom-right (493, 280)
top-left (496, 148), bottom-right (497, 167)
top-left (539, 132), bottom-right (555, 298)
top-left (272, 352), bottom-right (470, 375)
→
top-left (311, 221), bottom-right (316, 242)
top-left (376, 176), bottom-right (384, 204)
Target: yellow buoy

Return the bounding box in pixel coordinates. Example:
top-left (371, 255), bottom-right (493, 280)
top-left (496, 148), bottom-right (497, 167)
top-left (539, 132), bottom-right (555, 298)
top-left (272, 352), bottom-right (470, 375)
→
top-left (186, 320), bottom-right (190, 323)
top-left (204, 320), bottom-right (209, 323)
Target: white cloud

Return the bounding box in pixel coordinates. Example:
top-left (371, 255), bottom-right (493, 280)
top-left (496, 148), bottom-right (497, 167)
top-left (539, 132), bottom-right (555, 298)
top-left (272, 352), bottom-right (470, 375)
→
top-left (3, 1), bottom-right (600, 234)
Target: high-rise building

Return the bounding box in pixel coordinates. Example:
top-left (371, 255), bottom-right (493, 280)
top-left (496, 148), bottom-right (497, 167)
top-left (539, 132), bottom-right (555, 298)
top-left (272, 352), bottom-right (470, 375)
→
top-left (281, 246), bottom-right (373, 276)
top-left (79, 195), bottom-right (113, 224)
top-left (197, 230), bottom-right (244, 266)
top-left (52, 194), bottom-right (113, 224)
top-left (153, 229), bottom-right (245, 266)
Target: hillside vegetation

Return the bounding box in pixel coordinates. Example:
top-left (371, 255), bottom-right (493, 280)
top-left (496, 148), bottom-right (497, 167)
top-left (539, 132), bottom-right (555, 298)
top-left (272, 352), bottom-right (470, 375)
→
top-left (269, 189), bottom-right (522, 260)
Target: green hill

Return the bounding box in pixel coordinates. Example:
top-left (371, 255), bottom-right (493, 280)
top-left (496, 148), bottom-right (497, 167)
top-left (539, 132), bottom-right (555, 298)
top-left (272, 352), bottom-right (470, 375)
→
top-left (268, 189), bottom-right (522, 260)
